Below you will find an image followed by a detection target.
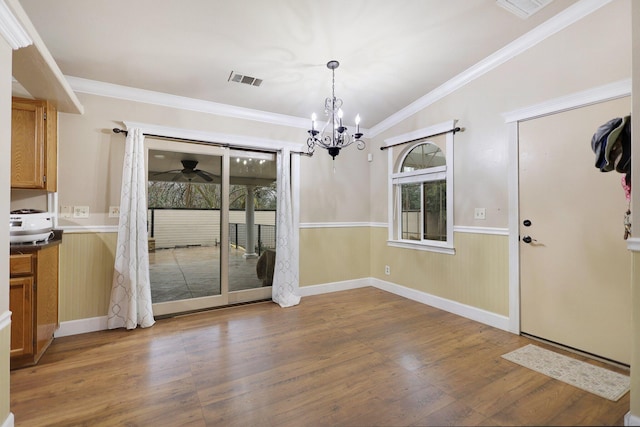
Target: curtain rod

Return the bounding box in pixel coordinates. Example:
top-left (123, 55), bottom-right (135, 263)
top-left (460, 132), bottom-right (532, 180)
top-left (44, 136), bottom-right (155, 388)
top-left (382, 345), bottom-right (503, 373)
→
top-left (380, 126), bottom-right (462, 151)
top-left (112, 128), bottom-right (312, 156)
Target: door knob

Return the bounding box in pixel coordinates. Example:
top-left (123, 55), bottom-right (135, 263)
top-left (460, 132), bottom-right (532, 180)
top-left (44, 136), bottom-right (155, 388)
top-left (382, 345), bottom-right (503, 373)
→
top-left (522, 236), bottom-right (536, 244)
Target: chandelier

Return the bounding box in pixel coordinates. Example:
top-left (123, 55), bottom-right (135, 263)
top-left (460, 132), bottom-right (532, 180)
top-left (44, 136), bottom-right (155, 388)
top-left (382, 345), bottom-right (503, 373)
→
top-left (307, 60), bottom-right (365, 159)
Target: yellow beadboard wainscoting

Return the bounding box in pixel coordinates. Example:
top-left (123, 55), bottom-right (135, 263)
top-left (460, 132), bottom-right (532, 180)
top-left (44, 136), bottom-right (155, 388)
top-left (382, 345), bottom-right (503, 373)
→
top-left (299, 226), bottom-right (371, 287)
top-left (370, 227), bottom-right (509, 317)
top-left (57, 227), bottom-right (508, 332)
top-left (59, 232), bottom-right (117, 322)
top-left (0, 313), bottom-right (10, 425)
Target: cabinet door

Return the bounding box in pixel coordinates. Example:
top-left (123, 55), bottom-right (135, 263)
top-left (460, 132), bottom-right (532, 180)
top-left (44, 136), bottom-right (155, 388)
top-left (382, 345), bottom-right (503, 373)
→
top-left (11, 98), bottom-right (57, 191)
top-left (11, 99), bottom-right (46, 189)
top-left (10, 276), bottom-right (33, 357)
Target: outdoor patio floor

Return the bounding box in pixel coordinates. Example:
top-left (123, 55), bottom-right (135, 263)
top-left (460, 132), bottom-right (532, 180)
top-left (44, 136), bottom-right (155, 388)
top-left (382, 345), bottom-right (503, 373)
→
top-left (149, 245), bottom-right (266, 303)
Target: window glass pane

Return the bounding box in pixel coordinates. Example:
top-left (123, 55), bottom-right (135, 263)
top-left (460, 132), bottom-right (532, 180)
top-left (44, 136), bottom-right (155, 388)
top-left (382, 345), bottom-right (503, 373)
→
top-left (401, 183), bottom-right (421, 240)
top-left (401, 143), bottom-right (445, 172)
top-left (423, 179), bottom-right (446, 241)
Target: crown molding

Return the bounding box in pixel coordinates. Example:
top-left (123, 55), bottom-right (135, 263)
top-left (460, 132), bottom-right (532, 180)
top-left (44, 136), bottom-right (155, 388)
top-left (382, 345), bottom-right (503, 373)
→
top-left (67, 75), bottom-right (311, 130)
top-left (0, 0), bottom-right (31, 49)
top-left (66, 0), bottom-right (610, 136)
top-left (68, 75), bottom-right (371, 136)
top-left (367, 0), bottom-right (613, 137)
top-left (502, 78), bottom-right (631, 123)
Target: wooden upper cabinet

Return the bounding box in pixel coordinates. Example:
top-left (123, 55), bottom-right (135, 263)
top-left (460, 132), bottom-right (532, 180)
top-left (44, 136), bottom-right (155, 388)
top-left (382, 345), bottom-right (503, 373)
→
top-left (11, 97), bottom-right (57, 191)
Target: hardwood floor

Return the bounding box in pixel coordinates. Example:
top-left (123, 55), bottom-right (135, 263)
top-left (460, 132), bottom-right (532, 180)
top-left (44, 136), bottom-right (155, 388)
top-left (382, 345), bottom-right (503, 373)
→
top-left (10, 287), bottom-right (630, 426)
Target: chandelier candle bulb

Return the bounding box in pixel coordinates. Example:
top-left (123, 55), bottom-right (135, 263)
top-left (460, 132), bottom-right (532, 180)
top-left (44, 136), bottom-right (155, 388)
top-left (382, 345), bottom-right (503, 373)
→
top-left (311, 113), bottom-right (316, 131)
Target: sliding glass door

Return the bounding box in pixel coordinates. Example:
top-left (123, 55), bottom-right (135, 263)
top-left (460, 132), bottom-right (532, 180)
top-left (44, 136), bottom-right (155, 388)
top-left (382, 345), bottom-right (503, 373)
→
top-left (145, 138), bottom-right (276, 315)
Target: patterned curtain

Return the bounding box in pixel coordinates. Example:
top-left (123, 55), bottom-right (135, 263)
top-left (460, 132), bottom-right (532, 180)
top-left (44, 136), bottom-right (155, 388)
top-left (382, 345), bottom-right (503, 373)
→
top-left (272, 149), bottom-right (301, 307)
top-left (107, 128), bottom-right (155, 329)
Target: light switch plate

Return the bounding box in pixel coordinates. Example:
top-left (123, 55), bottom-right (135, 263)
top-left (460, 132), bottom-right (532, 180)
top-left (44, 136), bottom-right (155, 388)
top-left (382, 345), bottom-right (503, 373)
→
top-left (60, 205), bottom-right (72, 218)
top-left (73, 206), bottom-right (90, 218)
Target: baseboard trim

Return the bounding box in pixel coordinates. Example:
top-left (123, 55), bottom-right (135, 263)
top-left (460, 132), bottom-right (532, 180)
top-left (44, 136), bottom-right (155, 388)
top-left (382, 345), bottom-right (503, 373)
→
top-left (1, 413), bottom-right (14, 427)
top-left (370, 278), bottom-right (510, 331)
top-left (298, 277), bottom-right (510, 332)
top-left (298, 278), bottom-right (371, 296)
top-left (55, 316), bottom-right (108, 337)
top-left (625, 412), bottom-right (640, 426)
top-left (56, 278), bottom-right (509, 336)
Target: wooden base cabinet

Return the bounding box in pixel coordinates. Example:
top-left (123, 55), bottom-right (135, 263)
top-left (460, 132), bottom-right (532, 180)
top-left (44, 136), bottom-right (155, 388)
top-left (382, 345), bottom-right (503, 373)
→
top-left (9, 244), bottom-right (60, 369)
top-left (9, 276), bottom-right (33, 358)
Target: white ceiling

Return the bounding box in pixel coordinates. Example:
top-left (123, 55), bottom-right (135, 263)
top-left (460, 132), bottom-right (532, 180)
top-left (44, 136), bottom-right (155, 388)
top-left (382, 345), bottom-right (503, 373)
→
top-left (17, 0), bottom-right (580, 130)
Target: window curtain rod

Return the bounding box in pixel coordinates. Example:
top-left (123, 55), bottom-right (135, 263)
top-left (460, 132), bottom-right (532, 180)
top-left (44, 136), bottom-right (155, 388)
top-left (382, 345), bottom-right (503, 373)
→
top-left (380, 126), bottom-right (462, 151)
top-left (112, 128), bottom-right (312, 156)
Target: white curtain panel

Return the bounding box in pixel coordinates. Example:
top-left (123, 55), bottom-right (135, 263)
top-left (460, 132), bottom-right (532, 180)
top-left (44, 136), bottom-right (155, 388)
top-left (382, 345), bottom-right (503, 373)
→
top-left (107, 128), bottom-right (155, 329)
top-left (272, 149), bottom-right (301, 307)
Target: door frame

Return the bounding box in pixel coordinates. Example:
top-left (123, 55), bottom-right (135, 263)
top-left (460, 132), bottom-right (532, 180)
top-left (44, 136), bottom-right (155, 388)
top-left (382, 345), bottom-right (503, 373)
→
top-left (503, 78), bottom-right (631, 334)
top-left (123, 121), bottom-right (302, 316)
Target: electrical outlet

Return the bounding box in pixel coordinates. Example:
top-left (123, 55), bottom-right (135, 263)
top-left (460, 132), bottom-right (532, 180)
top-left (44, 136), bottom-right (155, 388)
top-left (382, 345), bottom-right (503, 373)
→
top-left (474, 207), bottom-right (486, 220)
top-left (385, 265), bottom-right (391, 275)
top-left (73, 206), bottom-right (90, 218)
top-left (109, 206), bottom-right (120, 218)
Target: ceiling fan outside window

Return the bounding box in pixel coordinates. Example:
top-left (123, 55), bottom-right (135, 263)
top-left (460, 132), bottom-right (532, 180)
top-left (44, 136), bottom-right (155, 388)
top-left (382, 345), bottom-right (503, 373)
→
top-left (149, 159), bottom-right (219, 183)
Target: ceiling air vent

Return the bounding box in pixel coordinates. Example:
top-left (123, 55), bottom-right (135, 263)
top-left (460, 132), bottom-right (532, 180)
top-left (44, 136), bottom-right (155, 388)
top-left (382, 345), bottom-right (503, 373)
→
top-left (228, 71), bottom-right (263, 87)
top-left (496, 0), bottom-right (553, 19)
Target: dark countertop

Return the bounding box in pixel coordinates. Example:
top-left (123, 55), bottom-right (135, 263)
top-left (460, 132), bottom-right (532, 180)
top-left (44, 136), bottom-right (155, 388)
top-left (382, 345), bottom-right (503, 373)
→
top-left (10, 229), bottom-right (63, 254)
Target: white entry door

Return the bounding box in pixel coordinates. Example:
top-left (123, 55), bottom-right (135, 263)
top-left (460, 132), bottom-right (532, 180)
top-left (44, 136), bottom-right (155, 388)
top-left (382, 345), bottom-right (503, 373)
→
top-left (519, 97), bottom-right (631, 365)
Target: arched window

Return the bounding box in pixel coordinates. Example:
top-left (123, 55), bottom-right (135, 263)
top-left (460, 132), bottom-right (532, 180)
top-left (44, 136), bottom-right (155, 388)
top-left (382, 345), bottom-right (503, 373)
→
top-left (390, 133), bottom-right (454, 253)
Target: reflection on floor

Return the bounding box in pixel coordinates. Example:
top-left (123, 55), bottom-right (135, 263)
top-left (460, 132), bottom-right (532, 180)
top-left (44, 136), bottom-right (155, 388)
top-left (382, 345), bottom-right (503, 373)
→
top-left (149, 245), bottom-right (265, 303)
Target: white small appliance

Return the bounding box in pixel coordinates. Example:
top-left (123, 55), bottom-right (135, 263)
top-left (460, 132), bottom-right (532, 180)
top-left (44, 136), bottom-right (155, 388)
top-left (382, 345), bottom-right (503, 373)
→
top-left (10, 209), bottom-right (54, 244)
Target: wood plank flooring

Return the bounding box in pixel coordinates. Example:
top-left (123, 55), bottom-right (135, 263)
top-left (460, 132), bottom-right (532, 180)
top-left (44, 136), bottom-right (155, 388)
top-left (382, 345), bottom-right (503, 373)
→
top-left (10, 287), bottom-right (630, 426)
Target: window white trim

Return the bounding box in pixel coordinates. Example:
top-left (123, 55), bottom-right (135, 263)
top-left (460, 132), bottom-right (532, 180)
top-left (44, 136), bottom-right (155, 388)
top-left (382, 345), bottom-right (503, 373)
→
top-left (383, 120), bottom-right (456, 148)
top-left (388, 240), bottom-right (455, 255)
top-left (124, 121), bottom-right (302, 152)
top-left (386, 119), bottom-right (456, 253)
top-left (391, 165), bottom-right (446, 180)
top-left (393, 170), bottom-right (446, 185)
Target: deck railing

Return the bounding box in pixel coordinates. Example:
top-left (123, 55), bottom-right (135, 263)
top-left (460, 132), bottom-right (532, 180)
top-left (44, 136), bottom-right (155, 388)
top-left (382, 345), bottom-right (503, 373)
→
top-left (148, 208), bottom-right (275, 254)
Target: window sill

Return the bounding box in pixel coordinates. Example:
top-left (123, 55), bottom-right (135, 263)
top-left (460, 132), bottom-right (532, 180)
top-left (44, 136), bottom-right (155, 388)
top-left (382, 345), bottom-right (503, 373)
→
top-left (387, 240), bottom-right (455, 255)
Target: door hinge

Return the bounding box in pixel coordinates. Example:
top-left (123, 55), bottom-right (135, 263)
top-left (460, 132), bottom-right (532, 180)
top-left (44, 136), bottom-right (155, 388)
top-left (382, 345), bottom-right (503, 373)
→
top-left (44, 112), bottom-right (47, 120)
top-left (43, 175), bottom-right (47, 183)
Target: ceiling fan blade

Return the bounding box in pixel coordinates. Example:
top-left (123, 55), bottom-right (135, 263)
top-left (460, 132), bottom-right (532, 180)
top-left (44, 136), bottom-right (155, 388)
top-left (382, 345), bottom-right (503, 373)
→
top-left (195, 170), bottom-right (213, 182)
top-left (150, 169), bottom-right (182, 177)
